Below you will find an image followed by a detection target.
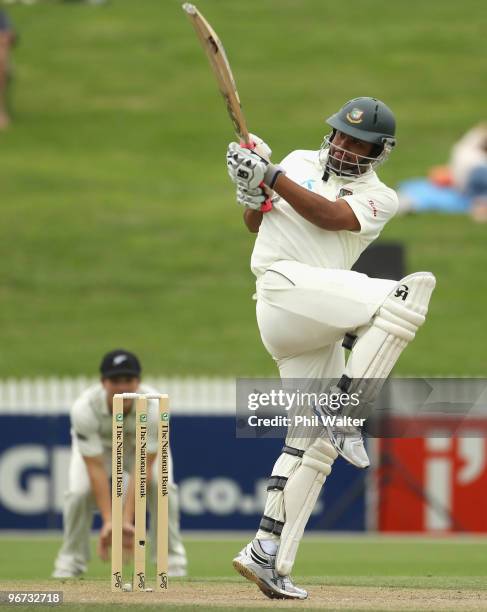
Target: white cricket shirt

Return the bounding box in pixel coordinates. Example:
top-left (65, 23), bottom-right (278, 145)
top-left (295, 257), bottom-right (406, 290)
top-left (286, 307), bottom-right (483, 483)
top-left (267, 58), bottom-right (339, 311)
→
top-left (251, 148), bottom-right (398, 277)
top-left (70, 383), bottom-right (160, 458)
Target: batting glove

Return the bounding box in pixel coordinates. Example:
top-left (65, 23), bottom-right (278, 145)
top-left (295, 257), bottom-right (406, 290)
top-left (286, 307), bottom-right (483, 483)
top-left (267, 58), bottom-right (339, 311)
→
top-left (236, 185), bottom-right (269, 210)
top-left (226, 142), bottom-right (285, 190)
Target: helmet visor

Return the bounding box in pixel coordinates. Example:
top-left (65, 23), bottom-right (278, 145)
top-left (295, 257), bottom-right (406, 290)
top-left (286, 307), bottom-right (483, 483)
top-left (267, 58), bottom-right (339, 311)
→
top-left (319, 133), bottom-right (393, 177)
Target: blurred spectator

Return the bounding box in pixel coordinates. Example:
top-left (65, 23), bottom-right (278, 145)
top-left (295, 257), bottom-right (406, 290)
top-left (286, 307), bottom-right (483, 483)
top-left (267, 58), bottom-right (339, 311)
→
top-left (450, 123), bottom-right (487, 222)
top-left (0, 10), bottom-right (16, 129)
top-left (397, 124), bottom-right (487, 221)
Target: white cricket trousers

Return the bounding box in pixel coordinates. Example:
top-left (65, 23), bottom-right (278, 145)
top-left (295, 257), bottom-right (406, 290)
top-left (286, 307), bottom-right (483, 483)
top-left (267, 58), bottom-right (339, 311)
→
top-left (256, 260), bottom-right (397, 448)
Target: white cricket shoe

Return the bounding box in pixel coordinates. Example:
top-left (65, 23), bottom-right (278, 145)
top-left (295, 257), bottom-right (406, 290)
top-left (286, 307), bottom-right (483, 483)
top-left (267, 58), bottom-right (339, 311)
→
top-left (325, 419), bottom-right (370, 468)
top-left (51, 566), bottom-right (84, 579)
top-left (233, 539), bottom-right (307, 600)
top-left (313, 399), bottom-right (370, 468)
top-left (168, 564), bottom-right (187, 578)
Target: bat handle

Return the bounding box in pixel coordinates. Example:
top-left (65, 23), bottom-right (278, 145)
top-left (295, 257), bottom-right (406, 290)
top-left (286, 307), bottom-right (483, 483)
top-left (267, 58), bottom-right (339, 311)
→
top-left (240, 139), bottom-right (255, 150)
top-left (240, 140), bottom-right (273, 213)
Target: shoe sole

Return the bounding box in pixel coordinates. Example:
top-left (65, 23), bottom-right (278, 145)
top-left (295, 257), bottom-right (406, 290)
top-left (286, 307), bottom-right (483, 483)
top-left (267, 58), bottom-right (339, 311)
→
top-left (232, 559), bottom-right (304, 600)
top-left (51, 574), bottom-right (83, 580)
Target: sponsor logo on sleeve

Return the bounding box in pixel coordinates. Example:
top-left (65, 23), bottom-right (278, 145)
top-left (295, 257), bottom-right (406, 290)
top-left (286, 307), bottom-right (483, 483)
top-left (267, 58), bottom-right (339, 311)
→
top-left (368, 199), bottom-right (378, 217)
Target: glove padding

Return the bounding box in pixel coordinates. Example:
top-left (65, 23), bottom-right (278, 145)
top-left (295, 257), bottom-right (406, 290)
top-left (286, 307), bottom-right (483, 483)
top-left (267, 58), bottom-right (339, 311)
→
top-left (227, 142), bottom-right (285, 190)
top-left (236, 185), bottom-right (268, 210)
top-left (227, 142), bottom-right (267, 189)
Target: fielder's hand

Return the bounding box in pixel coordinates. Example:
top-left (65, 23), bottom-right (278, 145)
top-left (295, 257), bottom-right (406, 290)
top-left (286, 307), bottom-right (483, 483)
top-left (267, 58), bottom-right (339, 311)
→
top-left (121, 522), bottom-right (135, 564)
top-left (97, 521), bottom-right (112, 561)
top-left (97, 521), bottom-right (135, 562)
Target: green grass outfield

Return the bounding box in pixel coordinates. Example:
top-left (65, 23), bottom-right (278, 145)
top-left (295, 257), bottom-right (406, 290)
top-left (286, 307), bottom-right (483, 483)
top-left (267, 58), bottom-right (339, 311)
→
top-left (1, 535), bottom-right (487, 611)
top-left (2, 534), bottom-right (487, 585)
top-left (0, 0), bottom-right (486, 377)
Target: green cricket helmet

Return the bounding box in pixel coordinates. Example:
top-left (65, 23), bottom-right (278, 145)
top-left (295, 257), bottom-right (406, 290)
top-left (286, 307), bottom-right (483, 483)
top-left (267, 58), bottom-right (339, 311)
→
top-left (319, 97), bottom-right (397, 178)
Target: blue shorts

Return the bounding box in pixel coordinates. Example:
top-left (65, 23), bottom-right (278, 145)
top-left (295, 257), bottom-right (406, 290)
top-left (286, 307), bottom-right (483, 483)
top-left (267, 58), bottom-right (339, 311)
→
top-left (0, 12), bottom-right (11, 32)
top-left (465, 165), bottom-right (487, 199)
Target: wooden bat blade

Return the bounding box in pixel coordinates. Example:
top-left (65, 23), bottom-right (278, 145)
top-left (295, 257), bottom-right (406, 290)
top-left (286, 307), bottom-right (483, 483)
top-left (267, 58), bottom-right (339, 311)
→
top-left (182, 3), bottom-right (250, 144)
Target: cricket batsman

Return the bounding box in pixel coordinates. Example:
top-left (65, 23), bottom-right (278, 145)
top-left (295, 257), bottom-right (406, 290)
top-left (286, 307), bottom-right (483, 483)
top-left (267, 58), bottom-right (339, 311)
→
top-left (226, 97), bottom-right (436, 599)
top-left (52, 349), bottom-right (187, 578)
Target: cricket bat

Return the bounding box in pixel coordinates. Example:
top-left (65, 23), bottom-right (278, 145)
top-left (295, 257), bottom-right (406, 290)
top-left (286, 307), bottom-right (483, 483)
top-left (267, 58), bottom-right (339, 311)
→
top-left (182, 3), bottom-right (272, 212)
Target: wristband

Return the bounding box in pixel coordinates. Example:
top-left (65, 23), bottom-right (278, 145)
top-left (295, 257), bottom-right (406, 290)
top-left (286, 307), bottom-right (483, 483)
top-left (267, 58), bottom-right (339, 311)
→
top-left (264, 163), bottom-right (286, 189)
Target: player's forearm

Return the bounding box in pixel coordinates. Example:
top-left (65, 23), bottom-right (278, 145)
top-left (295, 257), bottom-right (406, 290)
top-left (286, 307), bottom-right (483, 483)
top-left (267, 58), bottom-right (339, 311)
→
top-left (273, 174), bottom-right (351, 231)
top-left (85, 459), bottom-right (112, 523)
top-left (243, 208), bottom-right (263, 233)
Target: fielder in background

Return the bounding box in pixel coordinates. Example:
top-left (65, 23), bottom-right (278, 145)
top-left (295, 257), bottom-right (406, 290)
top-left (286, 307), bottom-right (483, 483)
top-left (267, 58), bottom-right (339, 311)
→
top-left (227, 97), bottom-right (436, 599)
top-left (52, 349), bottom-right (187, 579)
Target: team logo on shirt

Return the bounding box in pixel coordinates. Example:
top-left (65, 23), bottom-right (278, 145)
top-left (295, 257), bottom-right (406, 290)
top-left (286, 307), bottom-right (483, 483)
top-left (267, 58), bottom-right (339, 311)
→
top-left (337, 188), bottom-right (353, 198)
top-left (301, 179), bottom-right (316, 191)
top-left (346, 108), bottom-right (364, 124)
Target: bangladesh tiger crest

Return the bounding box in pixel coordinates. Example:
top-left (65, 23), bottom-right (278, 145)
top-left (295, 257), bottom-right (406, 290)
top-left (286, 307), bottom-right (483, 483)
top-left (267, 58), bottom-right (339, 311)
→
top-left (346, 108), bottom-right (364, 124)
